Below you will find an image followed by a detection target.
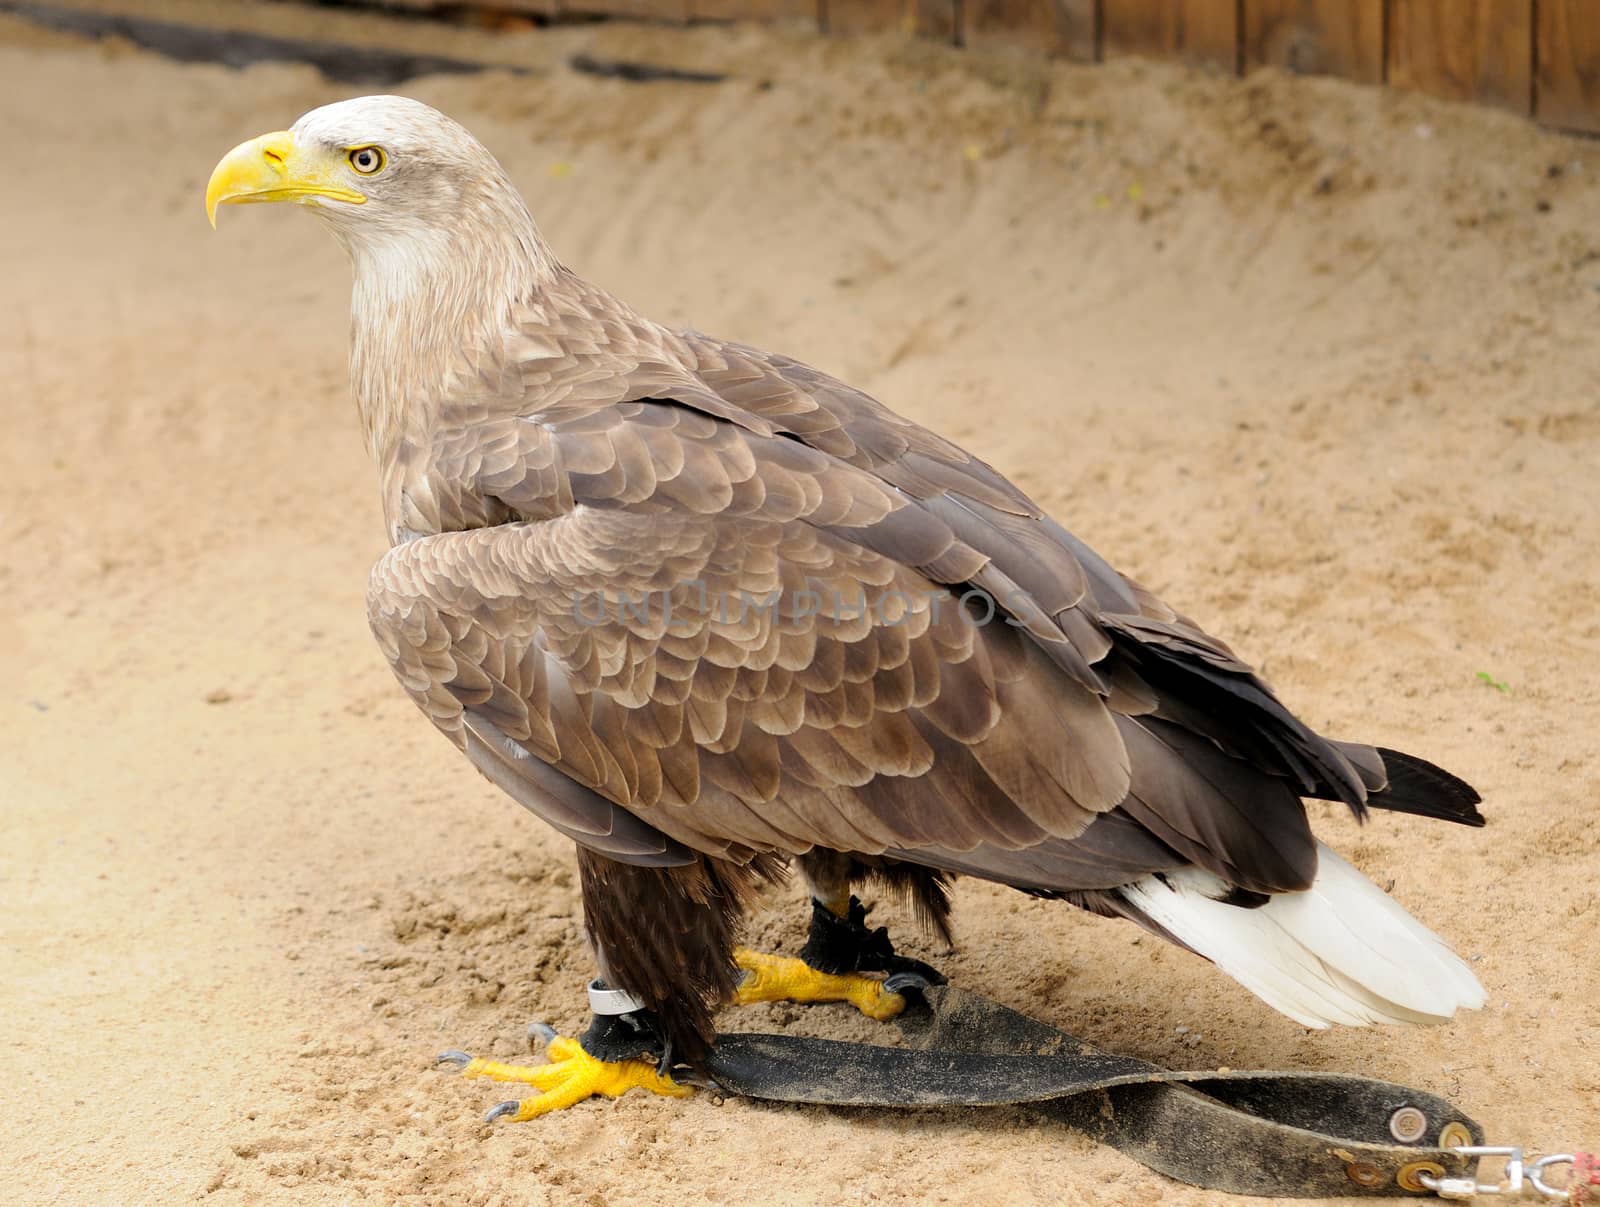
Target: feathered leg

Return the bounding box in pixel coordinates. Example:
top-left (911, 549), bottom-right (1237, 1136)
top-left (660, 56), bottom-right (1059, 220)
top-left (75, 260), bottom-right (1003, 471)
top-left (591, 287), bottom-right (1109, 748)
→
top-left (734, 850), bottom-right (950, 1019)
top-left (577, 849), bottom-right (770, 1067)
top-left (441, 849), bottom-right (775, 1120)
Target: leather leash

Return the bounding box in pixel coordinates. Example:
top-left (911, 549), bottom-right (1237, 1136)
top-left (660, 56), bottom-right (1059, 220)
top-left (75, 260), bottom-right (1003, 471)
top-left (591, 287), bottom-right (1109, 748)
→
top-left (705, 984), bottom-right (1590, 1200)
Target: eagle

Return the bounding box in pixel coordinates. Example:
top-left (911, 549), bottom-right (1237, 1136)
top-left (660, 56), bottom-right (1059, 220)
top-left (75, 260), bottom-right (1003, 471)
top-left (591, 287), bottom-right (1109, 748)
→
top-left (207, 96), bottom-right (1486, 1121)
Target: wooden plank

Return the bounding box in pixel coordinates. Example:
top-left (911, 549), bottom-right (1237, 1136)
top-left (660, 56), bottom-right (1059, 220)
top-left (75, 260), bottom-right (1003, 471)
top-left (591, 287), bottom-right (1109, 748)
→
top-left (1103, 0), bottom-right (1238, 72)
top-left (1536, 0), bottom-right (1600, 133)
top-left (1243, 0), bottom-right (1384, 83)
top-left (560, 0), bottom-right (689, 19)
top-left (822, 0), bottom-right (898, 34)
top-left (1387, 0), bottom-right (1531, 113)
top-left (823, 0), bottom-right (956, 40)
top-left (689, 0), bottom-right (817, 20)
top-left (477, 1), bottom-right (560, 14)
top-left (960, 0), bottom-right (1097, 62)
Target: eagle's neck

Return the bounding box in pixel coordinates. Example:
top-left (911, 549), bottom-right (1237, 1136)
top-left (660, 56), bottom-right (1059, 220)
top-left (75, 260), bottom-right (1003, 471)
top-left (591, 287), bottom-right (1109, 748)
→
top-left (342, 183), bottom-right (557, 464)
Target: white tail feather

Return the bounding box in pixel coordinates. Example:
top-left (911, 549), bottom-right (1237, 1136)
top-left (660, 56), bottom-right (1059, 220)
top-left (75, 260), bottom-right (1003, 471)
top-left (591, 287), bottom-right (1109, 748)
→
top-left (1118, 842), bottom-right (1485, 1028)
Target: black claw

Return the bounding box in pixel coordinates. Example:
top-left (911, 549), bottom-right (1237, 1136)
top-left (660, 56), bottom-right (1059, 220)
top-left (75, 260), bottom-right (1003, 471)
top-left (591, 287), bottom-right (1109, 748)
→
top-left (655, 1036), bottom-right (678, 1081)
top-left (484, 1100), bottom-right (521, 1124)
top-left (526, 1022), bottom-right (558, 1048)
top-left (884, 954), bottom-right (947, 986)
top-left (882, 972), bottom-right (931, 996)
top-left (437, 1049), bottom-right (473, 1068)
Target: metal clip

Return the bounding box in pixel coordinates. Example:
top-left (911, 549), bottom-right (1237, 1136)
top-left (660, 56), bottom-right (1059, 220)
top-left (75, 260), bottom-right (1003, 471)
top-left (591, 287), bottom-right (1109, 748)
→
top-left (1419, 1147), bottom-right (1578, 1201)
top-left (1527, 1155), bottom-right (1579, 1202)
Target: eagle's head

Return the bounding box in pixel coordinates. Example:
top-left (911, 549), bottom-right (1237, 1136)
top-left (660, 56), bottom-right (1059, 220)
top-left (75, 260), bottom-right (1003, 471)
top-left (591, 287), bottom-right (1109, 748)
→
top-left (206, 96), bottom-right (556, 458)
top-left (206, 95), bottom-right (529, 252)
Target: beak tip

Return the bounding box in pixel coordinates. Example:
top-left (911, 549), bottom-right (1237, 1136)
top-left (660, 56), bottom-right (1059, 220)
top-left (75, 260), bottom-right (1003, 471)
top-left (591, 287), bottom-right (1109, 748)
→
top-left (205, 128), bottom-right (295, 232)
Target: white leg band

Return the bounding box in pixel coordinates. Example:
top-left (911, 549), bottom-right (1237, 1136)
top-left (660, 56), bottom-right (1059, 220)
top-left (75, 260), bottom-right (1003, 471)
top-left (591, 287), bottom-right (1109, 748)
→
top-left (587, 978), bottom-right (647, 1016)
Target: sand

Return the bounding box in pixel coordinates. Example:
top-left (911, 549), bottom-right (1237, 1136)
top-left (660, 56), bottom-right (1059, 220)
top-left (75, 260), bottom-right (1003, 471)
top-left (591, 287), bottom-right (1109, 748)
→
top-left (2, 6), bottom-right (1596, 1204)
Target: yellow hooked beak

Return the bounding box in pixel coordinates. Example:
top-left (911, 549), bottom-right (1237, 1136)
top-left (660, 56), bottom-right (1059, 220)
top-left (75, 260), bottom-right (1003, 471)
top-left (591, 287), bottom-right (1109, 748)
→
top-left (205, 131), bottom-right (368, 228)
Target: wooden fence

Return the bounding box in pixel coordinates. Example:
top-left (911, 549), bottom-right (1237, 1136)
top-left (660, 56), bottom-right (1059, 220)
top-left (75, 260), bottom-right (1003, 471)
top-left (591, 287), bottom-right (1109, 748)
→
top-left (367, 0), bottom-right (1600, 134)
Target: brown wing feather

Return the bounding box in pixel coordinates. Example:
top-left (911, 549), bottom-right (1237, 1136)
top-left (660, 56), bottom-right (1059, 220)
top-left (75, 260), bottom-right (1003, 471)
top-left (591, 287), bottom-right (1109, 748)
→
top-left (369, 462), bottom-right (1130, 865)
top-left (371, 287), bottom-right (1408, 896)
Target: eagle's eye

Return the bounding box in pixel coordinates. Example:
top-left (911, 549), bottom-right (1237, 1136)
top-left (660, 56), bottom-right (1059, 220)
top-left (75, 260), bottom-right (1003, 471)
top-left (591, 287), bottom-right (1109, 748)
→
top-left (348, 146), bottom-right (385, 176)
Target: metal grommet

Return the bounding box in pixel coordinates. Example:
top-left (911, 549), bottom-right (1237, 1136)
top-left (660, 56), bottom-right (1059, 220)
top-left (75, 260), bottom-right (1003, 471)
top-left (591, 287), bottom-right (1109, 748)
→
top-left (1439, 1121), bottom-right (1473, 1149)
top-left (1345, 1162), bottom-right (1385, 1188)
top-left (1398, 1161), bottom-right (1446, 1192)
top-left (1390, 1106), bottom-right (1429, 1144)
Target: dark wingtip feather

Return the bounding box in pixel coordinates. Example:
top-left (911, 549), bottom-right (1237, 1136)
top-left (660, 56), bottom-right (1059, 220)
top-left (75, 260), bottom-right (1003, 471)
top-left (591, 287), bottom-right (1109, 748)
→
top-left (1371, 747), bottom-right (1486, 827)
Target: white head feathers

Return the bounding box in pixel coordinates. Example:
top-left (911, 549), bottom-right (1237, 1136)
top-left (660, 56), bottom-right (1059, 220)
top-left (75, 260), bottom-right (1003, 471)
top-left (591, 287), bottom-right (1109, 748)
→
top-left (288, 96), bottom-right (561, 459)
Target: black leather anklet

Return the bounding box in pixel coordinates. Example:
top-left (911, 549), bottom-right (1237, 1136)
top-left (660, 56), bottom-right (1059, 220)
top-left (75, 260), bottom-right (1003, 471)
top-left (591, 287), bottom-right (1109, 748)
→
top-left (798, 895), bottom-right (946, 984)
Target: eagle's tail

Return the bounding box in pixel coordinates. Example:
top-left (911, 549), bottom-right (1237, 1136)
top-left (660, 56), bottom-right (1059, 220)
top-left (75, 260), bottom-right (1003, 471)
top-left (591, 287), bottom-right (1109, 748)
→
top-left (1116, 842), bottom-right (1486, 1027)
top-left (1366, 746), bottom-right (1487, 827)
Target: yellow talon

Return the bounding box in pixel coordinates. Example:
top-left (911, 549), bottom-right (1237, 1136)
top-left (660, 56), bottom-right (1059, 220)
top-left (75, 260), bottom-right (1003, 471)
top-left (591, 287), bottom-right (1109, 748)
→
top-left (733, 948), bottom-right (906, 1021)
top-left (453, 1035), bottom-right (691, 1120)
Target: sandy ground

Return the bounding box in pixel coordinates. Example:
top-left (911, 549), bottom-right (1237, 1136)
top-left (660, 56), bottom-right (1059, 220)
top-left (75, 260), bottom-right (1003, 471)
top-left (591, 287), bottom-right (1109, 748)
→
top-left (2, 5), bottom-right (1597, 1204)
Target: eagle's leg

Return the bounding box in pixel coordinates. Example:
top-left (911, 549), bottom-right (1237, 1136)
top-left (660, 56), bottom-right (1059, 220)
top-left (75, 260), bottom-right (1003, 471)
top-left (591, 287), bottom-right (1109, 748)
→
top-left (733, 852), bottom-right (948, 1020)
top-left (440, 850), bottom-right (768, 1120)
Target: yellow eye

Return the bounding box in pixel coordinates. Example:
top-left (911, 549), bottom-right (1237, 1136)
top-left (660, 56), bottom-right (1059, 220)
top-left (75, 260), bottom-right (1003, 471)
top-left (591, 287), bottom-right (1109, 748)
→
top-left (348, 146), bottom-right (385, 175)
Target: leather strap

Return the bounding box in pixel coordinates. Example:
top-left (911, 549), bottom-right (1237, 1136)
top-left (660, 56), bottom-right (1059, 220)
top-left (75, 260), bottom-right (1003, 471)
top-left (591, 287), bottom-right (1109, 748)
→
top-left (705, 985), bottom-right (1484, 1198)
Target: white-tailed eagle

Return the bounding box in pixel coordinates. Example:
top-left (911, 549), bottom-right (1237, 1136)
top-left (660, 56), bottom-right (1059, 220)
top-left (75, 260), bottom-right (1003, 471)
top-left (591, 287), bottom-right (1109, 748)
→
top-left (207, 96), bottom-right (1485, 1121)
